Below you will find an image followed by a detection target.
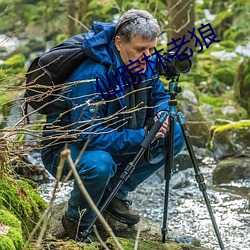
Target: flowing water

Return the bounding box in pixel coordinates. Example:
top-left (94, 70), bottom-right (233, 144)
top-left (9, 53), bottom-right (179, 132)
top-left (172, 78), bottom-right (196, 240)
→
top-left (38, 156), bottom-right (250, 250)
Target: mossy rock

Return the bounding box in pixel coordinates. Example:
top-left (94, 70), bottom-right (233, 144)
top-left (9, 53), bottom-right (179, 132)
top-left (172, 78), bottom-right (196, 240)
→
top-left (0, 209), bottom-right (24, 250)
top-left (106, 237), bottom-right (210, 250)
top-left (0, 174), bottom-right (47, 239)
top-left (213, 157), bottom-right (250, 184)
top-left (209, 120), bottom-right (250, 160)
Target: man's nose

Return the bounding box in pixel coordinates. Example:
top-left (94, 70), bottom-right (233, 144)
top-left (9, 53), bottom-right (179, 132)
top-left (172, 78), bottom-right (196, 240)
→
top-left (144, 49), bottom-right (151, 57)
top-left (141, 49), bottom-right (151, 60)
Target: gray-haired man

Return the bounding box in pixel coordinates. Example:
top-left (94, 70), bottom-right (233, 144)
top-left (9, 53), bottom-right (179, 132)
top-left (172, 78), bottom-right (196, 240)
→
top-left (41, 9), bottom-right (185, 241)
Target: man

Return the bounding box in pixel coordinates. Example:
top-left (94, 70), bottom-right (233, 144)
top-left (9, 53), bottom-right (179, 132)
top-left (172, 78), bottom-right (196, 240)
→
top-left (41, 9), bottom-right (185, 241)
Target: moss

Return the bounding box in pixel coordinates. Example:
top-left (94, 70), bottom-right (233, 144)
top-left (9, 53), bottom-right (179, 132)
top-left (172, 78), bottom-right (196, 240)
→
top-left (0, 235), bottom-right (16, 250)
top-left (1, 54), bottom-right (25, 69)
top-left (213, 120), bottom-right (250, 133)
top-left (0, 174), bottom-right (47, 239)
top-left (7, 228), bottom-right (24, 249)
top-left (213, 67), bottom-right (235, 86)
top-left (106, 237), bottom-right (209, 250)
top-left (209, 120), bottom-right (250, 151)
top-left (0, 209), bottom-right (21, 229)
top-left (0, 209), bottom-right (24, 249)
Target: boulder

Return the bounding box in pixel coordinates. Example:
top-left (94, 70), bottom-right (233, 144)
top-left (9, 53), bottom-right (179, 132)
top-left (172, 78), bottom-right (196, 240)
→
top-left (42, 201), bottom-right (211, 250)
top-left (209, 120), bottom-right (250, 160)
top-left (213, 157), bottom-right (250, 184)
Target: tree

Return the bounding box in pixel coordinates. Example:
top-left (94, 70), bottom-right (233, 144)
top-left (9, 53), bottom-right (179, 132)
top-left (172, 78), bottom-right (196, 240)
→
top-left (166, 0), bottom-right (196, 55)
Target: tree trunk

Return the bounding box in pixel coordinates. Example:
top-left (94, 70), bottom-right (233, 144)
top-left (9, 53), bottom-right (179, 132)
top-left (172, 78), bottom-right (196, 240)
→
top-left (166, 0), bottom-right (196, 55)
top-left (67, 0), bottom-right (76, 36)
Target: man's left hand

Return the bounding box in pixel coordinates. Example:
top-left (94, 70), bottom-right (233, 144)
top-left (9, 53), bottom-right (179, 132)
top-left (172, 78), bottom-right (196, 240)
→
top-left (154, 111), bottom-right (169, 139)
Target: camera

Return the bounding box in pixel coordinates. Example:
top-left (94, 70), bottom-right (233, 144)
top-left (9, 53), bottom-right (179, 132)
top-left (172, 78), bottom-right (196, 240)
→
top-left (157, 51), bottom-right (192, 79)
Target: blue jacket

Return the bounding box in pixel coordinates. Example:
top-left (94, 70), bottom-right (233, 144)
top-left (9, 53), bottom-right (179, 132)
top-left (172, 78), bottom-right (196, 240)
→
top-left (44, 21), bottom-right (170, 156)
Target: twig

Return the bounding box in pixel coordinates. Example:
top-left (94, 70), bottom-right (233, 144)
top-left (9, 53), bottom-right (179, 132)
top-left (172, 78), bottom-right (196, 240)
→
top-left (93, 225), bottom-right (110, 250)
top-left (68, 14), bottom-right (90, 31)
top-left (134, 220), bottom-right (142, 250)
top-left (61, 148), bottom-right (124, 250)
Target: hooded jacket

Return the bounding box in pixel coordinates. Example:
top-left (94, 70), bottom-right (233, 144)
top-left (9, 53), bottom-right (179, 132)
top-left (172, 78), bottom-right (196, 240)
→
top-left (43, 21), bottom-right (170, 156)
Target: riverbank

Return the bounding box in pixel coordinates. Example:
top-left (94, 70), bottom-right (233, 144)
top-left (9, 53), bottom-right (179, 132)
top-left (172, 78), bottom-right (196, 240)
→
top-left (38, 155), bottom-right (250, 250)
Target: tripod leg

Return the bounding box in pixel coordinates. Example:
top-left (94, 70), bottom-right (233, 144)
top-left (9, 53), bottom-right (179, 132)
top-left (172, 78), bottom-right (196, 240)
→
top-left (162, 114), bottom-right (175, 243)
top-left (177, 112), bottom-right (225, 250)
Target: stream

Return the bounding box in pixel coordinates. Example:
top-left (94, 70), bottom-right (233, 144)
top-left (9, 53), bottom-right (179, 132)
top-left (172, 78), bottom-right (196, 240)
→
top-left (38, 155), bottom-right (250, 250)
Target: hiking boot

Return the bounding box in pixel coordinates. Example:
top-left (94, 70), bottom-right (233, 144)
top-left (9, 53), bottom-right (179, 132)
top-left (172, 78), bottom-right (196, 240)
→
top-left (61, 213), bottom-right (97, 243)
top-left (105, 196), bottom-right (140, 225)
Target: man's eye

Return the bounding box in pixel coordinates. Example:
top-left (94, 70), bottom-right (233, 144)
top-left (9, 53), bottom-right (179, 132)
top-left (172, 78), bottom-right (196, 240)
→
top-left (136, 48), bottom-right (144, 52)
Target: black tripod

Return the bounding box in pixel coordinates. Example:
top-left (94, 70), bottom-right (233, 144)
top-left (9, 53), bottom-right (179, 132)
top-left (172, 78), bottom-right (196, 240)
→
top-left (82, 78), bottom-right (225, 249)
top-left (161, 77), bottom-right (225, 249)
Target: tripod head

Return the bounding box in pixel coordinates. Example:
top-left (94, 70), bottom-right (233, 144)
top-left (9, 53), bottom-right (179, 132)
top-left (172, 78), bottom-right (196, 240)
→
top-left (168, 76), bottom-right (182, 100)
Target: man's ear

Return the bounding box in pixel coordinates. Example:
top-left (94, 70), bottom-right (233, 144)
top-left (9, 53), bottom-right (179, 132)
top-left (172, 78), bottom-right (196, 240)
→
top-left (115, 36), bottom-right (122, 51)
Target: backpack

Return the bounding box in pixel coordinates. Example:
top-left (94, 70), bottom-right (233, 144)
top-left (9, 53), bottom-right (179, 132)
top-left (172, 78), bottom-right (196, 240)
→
top-left (24, 34), bottom-right (87, 115)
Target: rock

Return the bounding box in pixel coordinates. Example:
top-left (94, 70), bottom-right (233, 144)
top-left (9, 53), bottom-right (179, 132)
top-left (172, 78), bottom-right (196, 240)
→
top-left (213, 157), bottom-right (250, 184)
top-left (170, 168), bottom-right (193, 189)
top-left (179, 100), bottom-right (211, 148)
top-left (209, 120), bottom-right (250, 160)
top-left (45, 202), bottom-right (212, 250)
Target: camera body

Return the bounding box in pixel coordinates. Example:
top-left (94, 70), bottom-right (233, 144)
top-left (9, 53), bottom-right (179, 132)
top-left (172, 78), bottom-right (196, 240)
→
top-left (157, 51), bottom-right (192, 80)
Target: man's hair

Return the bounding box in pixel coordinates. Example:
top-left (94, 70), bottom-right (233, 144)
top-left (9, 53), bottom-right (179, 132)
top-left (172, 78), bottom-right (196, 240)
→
top-left (115, 9), bottom-right (160, 43)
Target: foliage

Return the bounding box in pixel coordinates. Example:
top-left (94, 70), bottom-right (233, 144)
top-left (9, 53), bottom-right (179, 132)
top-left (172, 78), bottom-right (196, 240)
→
top-left (202, 0), bottom-right (250, 46)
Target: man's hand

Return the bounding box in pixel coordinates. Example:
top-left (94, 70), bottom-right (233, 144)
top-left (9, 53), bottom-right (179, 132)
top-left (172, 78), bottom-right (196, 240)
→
top-left (154, 111), bottom-right (169, 139)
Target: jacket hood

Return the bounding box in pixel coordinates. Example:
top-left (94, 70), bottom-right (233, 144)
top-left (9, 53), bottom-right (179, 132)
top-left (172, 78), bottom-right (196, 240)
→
top-left (82, 21), bottom-right (116, 66)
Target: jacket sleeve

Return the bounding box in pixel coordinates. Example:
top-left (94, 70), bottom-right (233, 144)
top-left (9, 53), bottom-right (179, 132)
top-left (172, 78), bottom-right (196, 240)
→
top-left (65, 62), bottom-right (146, 156)
top-left (151, 77), bottom-right (170, 116)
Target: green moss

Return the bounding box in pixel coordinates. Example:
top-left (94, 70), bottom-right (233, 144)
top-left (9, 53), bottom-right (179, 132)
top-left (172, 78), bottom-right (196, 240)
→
top-left (1, 54), bottom-right (25, 69)
top-left (106, 237), bottom-right (207, 250)
top-left (0, 175), bottom-right (47, 239)
top-left (0, 235), bottom-right (16, 250)
top-left (213, 67), bottom-right (235, 86)
top-left (0, 209), bottom-right (21, 229)
top-left (199, 95), bottom-right (224, 107)
top-left (213, 120), bottom-right (250, 133)
top-left (7, 228), bottom-right (24, 249)
top-left (0, 209), bottom-right (24, 249)
top-left (209, 120), bottom-right (250, 150)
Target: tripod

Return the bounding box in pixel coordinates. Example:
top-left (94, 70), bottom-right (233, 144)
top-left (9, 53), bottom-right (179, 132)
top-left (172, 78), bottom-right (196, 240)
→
top-left (162, 77), bottom-right (225, 249)
top-left (82, 77), bottom-right (225, 249)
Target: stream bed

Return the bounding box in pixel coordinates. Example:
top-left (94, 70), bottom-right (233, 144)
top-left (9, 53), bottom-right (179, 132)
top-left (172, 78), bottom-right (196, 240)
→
top-left (38, 156), bottom-right (250, 250)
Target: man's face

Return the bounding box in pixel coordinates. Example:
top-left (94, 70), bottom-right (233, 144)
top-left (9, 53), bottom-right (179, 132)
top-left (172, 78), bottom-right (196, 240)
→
top-left (115, 35), bottom-right (157, 73)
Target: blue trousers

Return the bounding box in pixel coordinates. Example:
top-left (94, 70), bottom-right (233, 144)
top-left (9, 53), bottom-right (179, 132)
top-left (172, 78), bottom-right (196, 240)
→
top-left (41, 123), bottom-right (185, 226)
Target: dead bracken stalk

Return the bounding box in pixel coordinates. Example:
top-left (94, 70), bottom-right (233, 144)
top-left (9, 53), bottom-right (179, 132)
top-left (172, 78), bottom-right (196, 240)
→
top-left (61, 147), bottom-right (124, 250)
top-left (134, 220), bottom-right (142, 250)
